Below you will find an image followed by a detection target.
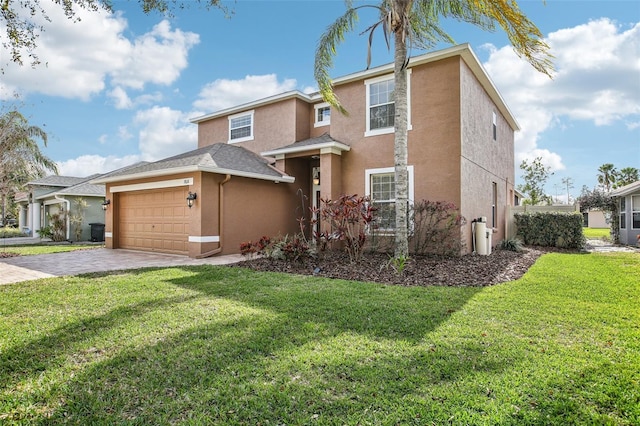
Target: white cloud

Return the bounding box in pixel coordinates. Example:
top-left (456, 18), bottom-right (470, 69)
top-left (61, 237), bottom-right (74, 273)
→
top-left (134, 106), bottom-right (198, 161)
top-left (110, 20), bottom-right (200, 90)
top-left (0, 3), bottom-right (198, 101)
top-left (108, 87), bottom-right (133, 109)
top-left (57, 154), bottom-right (142, 177)
top-left (482, 18), bottom-right (640, 172)
top-left (193, 74), bottom-right (298, 112)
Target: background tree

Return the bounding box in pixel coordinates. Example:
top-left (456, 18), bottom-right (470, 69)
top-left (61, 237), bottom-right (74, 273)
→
top-left (517, 157), bottom-right (553, 206)
top-left (1, 0), bottom-right (226, 69)
top-left (0, 110), bottom-right (58, 222)
top-left (315, 0), bottom-right (553, 257)
top-left (597, 163), bottom-right (617, 192)
top-left (613, 167), bottom-right (639, 189)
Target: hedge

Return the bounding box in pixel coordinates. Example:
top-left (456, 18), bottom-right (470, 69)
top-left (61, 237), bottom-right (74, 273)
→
top-left (515, 211), bottom-right (586, 249)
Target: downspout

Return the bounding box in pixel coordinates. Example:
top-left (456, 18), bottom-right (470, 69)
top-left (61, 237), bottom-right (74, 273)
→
top-left (195, 174), bottom-right (231, 258)
top-left (54, 194), bottom-right (71, 240)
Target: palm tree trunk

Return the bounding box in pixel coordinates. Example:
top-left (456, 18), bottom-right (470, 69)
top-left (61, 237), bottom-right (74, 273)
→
top-left (393, 7), bottom-right (409, 258)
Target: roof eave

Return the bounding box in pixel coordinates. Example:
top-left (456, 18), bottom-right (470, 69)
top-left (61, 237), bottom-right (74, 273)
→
top-left (92, 165), bottom-right (294, 185)
top-left (261, 141), bottom-right (351, 157)
top-left (190, 91), bottom-right (314, 124)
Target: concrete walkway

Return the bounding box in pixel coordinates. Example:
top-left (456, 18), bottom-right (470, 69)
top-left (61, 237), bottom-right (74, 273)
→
top-left (0, 248), bottom-right (244, 285)
top-left (585, 238), bottom-right (640, 253)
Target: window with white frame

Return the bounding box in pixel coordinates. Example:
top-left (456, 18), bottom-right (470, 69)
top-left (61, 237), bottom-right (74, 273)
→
top-left (314, 103), bottom-right (331, 127)
top-left (365, 166), bottom-right (414, 232)
top-left (620, 197), bottom-right (626, 229)
top-left (492, 182), bottom-right (498, 228)
top-left (632, 195), bottom-right (640, 229)
top-left (492, 111), bottom-right (497, 141)
top-left (365, 72), bottom-right (411, 137)
top-left (228, 110), bottom-right (254, 143)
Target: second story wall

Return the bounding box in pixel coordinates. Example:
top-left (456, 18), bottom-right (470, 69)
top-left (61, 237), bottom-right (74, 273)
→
top-left (197, 97), bottom-right (311, 153)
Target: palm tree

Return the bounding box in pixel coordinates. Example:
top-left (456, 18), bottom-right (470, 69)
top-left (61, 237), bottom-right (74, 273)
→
top-left (597, 163), bottom-right (617, 192)
top-left (0, 110), bottom-right (58, 222)
top-left (315, 0), bottom-right (553, 257)
top-left (614, 167), bottom-right (639, 189)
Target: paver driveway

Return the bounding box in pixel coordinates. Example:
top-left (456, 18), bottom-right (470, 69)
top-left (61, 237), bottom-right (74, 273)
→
top-left (0, 248), bottom-right (244, 285)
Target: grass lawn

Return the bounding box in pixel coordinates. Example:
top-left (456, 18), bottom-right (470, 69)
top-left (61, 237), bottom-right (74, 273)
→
top-left (0, 244), bottom-right (101, 256)
top-left (583, 227), bottom-right (611, 240)
top-left (1, 252), bottom-right (638, 425)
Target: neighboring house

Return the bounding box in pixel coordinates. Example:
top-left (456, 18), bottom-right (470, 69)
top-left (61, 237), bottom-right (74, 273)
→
top-left (582, 209), bottom-right (608, 228)
top-left (16, 175), bottom-right (106, 241)
top-left (611, 180), bottom-right (640, 246)
top-left (94, 43), bottom-right (518, 258)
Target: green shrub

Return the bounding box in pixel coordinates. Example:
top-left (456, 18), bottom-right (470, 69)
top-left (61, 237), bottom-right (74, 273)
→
top-left (498, 237), bottom-right (524, 252)
top-left (409, 200), bottom-right (466, 256)
top-left (515, 211), bottom-right (585, 249)
top-left (0, 226), bottom-right (26, 238)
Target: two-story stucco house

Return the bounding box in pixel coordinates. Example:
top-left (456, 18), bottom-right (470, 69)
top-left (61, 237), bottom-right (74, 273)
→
top-left (93, 43), bottom-right (518, 258)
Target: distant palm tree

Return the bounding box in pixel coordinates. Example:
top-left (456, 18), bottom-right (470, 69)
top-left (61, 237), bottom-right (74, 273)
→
top-left (597, 163), bottom-right (617, 192)
top-left (0, 110), bottom-right (58, 222)
top-left (614, 167), bottom-right (639, 189)
top-left (315, 0), bottom-right (553, 257)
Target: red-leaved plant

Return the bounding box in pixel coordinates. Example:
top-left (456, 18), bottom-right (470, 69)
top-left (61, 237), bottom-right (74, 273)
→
top-left (310, 194), bottom-right (375, 263)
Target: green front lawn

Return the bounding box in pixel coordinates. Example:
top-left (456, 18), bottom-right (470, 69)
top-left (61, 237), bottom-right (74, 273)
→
top-left (1, 252), bottom-right (638, 424)
top-left (0, 244), bottom-right (100, 256)
top-left (583, 227), bottom-right (611, 239)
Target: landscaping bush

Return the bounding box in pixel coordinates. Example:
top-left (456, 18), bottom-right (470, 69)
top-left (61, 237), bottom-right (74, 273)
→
top-left (311, 194), bottom-right (374, 263)
top-left (409, 200), bottom-right (466, 256)
top-left (0, 226), bottom-right (26, 238)
top-left (240, 234), bottom-right (312, 262)
top-left (498, 237), bottom-right (524, 252)
top-left (515, 211), bottom-right (585, 249)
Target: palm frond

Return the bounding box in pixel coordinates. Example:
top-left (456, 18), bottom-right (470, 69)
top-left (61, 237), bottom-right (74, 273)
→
top-left (314, 5), bottom-right (361, 115)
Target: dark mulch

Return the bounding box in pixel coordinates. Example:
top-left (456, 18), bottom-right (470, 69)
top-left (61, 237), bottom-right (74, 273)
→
top-left (234, 248), bottom-right (548, 287)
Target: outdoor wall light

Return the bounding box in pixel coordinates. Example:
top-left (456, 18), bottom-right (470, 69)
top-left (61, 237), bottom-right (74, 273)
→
top-left (102, 199), bottom-right (110, 211)
top-left (312, 168), bottom-right (320, 186)
top-left (186, 192), bottom-right (197, 208)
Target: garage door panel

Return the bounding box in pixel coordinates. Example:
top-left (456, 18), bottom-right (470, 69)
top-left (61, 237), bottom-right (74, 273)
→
top-left (118, 188), bottom-right (189, 255)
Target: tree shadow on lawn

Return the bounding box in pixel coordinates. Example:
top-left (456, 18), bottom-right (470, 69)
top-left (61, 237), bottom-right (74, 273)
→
top-left (0, 293), bottom-right (200, 395)
top-left (34, 265), bottom-right (626, 424)
top-left (35, 296), bottom-right (516, 424)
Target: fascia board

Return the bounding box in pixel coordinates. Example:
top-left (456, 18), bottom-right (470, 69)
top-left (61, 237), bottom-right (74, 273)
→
top-left (190, 91), bottom-right (313, 123)
top-left (92, 165), bottom-right (294, 185)
top-left (261, 142), bottom-right (351, 157)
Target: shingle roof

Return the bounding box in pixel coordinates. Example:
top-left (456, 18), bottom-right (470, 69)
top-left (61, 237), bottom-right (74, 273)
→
top-left (611, 180), bottom-right (640, 197)
top-left (261, 133), bottom-right (350, 157)
top-left (56, 181), bottom-right (105, 197)
top-left (92, 144), bottom-right (293, 184)
top-left (28, 175), bottom-right (86, 187)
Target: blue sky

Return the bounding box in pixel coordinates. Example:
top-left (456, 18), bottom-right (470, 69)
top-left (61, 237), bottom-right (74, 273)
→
top-left (2, 0), bottom-right (639, 202)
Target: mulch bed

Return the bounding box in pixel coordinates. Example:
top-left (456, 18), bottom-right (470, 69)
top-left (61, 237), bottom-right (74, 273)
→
top-left (234, 247), bottom-right (549, 287)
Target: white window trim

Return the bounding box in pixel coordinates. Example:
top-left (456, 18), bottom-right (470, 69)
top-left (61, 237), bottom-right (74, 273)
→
top-left (364, 71), bottom-right (412, 138)
top-left (492, 111), bottom-right (497, 141)
top-left (632, 195), bottom-right (640, 230)
top-left (365, 166), bottom-right (415, 232)
top-left (314, 102), bottom-right (331, 128)
top-left (620, 197), bottom-right (627, 229)
top-left (228, 110), bottom-right (254, 144)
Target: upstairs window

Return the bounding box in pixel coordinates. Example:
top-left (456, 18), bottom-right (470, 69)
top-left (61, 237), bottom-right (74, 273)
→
top-left (365, 72), bottom-right (411, 137)
top-left (369, 78), bottom-right (395, 131)
top-left (314, 103), bottom-right (331, 127)
top-left (229, 111), bottom-right (254, 143)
